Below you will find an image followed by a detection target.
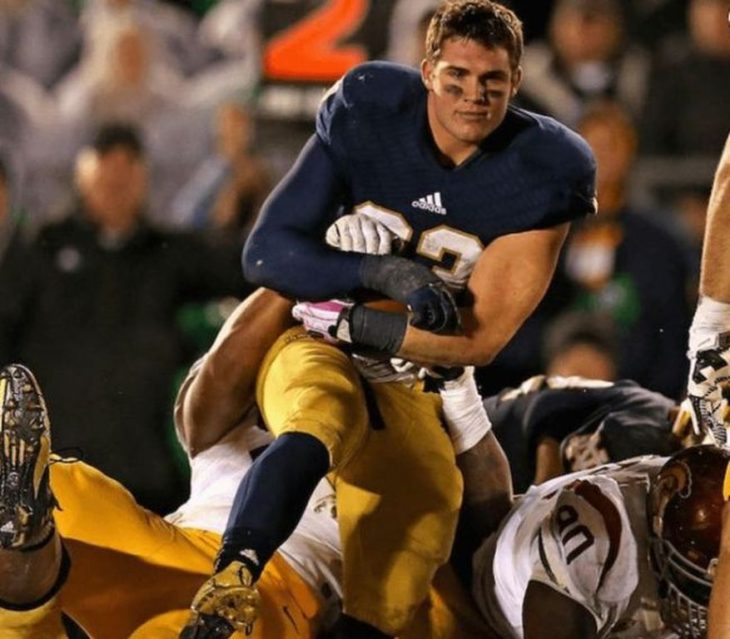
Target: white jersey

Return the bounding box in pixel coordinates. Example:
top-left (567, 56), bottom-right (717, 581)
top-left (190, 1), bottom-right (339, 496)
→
top-left (473, 457), bottom-right (671, 638)
top-left (165, 408), bottom-right (272, 534)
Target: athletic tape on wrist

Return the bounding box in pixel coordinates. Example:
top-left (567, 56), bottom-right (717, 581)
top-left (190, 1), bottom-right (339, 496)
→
top-left (440, 368), bottom-right (492, 454)
top-left (689, 296), bottom-right (730, 355)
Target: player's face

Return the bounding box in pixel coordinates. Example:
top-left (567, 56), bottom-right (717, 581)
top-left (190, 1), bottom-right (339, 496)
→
top-left (422, 37), bottom-right (521, 164)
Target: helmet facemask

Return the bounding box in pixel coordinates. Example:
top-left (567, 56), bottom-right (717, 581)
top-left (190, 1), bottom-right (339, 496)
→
top-left (649, 535), bottom-right (713, 638)
top-left (647, 445), bottom-right (730, 638)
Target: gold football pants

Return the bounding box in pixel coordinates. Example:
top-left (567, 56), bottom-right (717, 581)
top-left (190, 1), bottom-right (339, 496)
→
top-left (0, 459), bottom-right (322, 638)
top-left (0, 462), bottom-right (483, 639)
top-left (257, 327), bottom-right (463, 635)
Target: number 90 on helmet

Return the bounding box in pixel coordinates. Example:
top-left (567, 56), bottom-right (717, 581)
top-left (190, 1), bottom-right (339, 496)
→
top-left (648, 445), bottom-right (730, 638)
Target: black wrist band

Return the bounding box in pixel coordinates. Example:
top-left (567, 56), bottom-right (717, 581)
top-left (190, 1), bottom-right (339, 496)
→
top-left (348, 305), bottom-right (408, 355)
top-left (360, 254), bottom-right (437, 302)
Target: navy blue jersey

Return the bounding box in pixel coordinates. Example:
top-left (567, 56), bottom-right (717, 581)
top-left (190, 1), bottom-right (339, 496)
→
top-left (316, 62), bottom-right (597, 290)
top-left (244, 62), bottom-right (596, 299)
top-left (484, 375), bottom-right (677, 493)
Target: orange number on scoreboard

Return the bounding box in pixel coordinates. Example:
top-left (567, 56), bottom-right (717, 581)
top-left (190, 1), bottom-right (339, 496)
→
top-left (264, 0), bottom-right (370, 83)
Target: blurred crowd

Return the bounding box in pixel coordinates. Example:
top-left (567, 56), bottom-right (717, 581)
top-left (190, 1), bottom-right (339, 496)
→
top-left (0, 0), bottom-right (728, 514)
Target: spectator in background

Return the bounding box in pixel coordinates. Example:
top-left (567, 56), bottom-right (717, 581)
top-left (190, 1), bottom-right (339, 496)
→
top-left (190, 0), bottom-right (263, 111)
top-left (542, 310), bottom-right (618, 380)
top-left (641, 0), bottom-right (730, 158)
top-left (385, 1), bottom-right (439, 67)
top-left (0, 151), bottom-right (30, 365)
top-left (553, 102), bottom-right (691, 398)
top-left (0, 123), bottom-right (249, 513)
top-left (171, 100), bottom-right (271, 235)
top-left (80, 0), bottom-right (211, 77)
top-left (0, 0), bottom-right (81, 89)
top-left (517, 0), bottom-right (649, 127)
top-left (55, 19), bottom-right (182, 129)
top-left (197, 0), bottom-right (262, 63)
top-left (53, 17), bottom-right (215, 225)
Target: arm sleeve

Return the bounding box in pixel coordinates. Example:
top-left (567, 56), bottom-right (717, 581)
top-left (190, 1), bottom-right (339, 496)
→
top-left (241, 135), bottom-right (366, 300)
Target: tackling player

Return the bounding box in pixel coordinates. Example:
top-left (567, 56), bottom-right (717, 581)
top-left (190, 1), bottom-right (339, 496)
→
top-left (469, 445), bottom-right (729, 639)
top-left (0, 290), bottom-right (493, 638)
top-left (188, 1), bottom-right (597, 636)
top-left (0, 293), bottom-right (339, 639)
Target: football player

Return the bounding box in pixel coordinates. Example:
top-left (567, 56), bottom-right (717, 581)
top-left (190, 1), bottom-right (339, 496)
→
top-left (189, 1), bottom-right (597, 636)
top-left (0, 290), bottom-right (493, 639)
top-left (483, 374), bottom-right (686, 493)
top-left (689, 132), bottom-right (730, 637)
top-left (687, 132), bottom-right (730, 442)
top-left (469, 445), bottom-right (729, 639)
top-left (0, 292), bottom-right (340, 639)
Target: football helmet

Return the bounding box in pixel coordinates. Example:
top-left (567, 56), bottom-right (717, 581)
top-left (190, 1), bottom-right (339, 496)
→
top-left (648, 445), bottom-right (730, 638)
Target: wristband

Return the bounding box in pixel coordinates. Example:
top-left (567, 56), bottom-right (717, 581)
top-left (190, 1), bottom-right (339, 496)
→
top-left (338, 305), bottom-right (408, 355)
top-left (440, 367), bottom-right (492, 454)
top-left (688, 296), bottom-right (730, 355)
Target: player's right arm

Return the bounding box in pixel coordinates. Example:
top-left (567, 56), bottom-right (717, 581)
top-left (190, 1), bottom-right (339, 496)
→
top-left (687, 132), bottom-right (730, 439)
top-left (397, 221), bottom-right (571, 366)
top-left (708, 501), bottom-right (730, 638)
top-left (698, 133), bottom-right (730, 302)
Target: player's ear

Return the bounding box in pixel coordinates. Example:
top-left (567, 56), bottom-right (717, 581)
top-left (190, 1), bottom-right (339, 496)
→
top-left (421, 58), bottom-right (434, 90)
top-left (510, 66), bottom-right (523, 98)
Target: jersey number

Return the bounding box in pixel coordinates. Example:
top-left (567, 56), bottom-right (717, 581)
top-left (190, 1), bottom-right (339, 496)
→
top-left (356, 203), bottom-right (484, 289)
top-left (556, 505), bottom-right (595, 564)
top-left (264, 0), bottom-right (370, 82)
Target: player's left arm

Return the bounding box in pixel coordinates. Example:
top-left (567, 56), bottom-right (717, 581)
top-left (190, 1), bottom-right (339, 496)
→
top-left (708, 501), bottom-right (730, 638)
top-left (687, 132), bottom-right (730, 440)
top-left (439, 368), bottom-right (513, 580)
top-left (175, 288), bottom-right (294, 457)
top-left (397, 222), bottom-right (570, 366)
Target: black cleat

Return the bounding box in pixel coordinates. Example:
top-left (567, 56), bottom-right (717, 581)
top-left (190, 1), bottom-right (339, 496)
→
top-left (0, 364), bottom-right (54, 549)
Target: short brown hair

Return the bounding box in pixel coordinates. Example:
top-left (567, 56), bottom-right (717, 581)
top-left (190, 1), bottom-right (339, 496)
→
top-left (425, 0), bottom-right (524, 70)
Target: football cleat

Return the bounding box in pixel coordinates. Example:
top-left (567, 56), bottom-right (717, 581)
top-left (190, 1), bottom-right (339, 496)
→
top-left (180, 561), bottom-right (260, 638)
top-left (0, 364), bottom-right (54, 549)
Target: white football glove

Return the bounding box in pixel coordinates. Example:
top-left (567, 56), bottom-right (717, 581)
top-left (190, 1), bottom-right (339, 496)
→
top-left (687, 297), bottom-right (730, 443)
top-left (687, 343), bottom-right (730, 443)
top-left (325, 214), bottom-right (396, 255)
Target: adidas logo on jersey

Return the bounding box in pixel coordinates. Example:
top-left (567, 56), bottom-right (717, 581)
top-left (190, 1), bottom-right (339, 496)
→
top-left (412, 192), bottom-right (447, 215)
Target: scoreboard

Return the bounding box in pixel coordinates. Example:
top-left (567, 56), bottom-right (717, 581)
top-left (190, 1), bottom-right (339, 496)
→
top-left (257, 0), bottom-right (398, 121)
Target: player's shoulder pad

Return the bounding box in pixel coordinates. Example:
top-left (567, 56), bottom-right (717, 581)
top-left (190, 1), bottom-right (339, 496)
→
top-left (316, 61), bottom-right (423, 145)
top-left (524, 110), bottom-right (596, 180)
top-left (535, 476), bottom-right (638, 606)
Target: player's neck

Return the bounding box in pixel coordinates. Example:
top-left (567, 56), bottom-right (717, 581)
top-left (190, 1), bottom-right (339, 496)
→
top-left (426, 109), bottom-right (481, 167)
